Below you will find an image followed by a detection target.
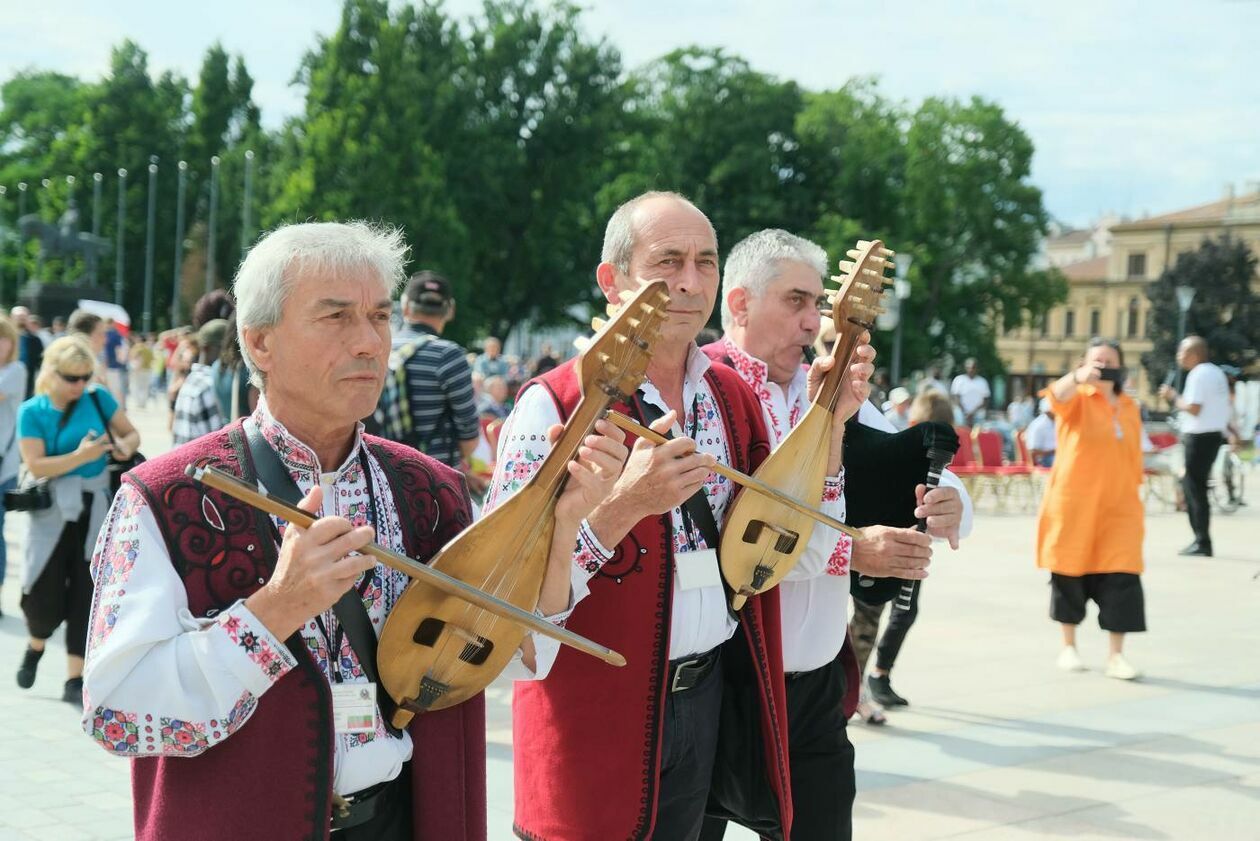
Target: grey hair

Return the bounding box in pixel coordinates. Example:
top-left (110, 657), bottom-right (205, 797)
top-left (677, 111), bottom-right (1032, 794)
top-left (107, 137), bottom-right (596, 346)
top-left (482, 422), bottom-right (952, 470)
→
top-left (720, 229), bottom-right (828, 330)
top-left (600, 190), bottom-right (716, 272)
top-left (233, 221), bottom-right (409, 389)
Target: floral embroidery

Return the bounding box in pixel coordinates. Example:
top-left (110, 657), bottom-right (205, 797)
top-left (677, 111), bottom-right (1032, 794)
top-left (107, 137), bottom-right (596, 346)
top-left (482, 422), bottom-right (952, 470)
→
top-left (160, 718), bottom-right (210, 754)
top-left (826, 532), bottom-right (853, 577)
top-left (90, 708), bottom-right (140, 755)
top-left (822, 473), bottom-right (845, 504)
top-left (219, 611), bottom-right (292, 681)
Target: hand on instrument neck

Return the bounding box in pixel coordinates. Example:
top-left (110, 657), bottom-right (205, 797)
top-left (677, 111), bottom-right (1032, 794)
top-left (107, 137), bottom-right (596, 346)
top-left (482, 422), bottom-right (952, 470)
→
top-left (807, 338), bottom-right (876, 475)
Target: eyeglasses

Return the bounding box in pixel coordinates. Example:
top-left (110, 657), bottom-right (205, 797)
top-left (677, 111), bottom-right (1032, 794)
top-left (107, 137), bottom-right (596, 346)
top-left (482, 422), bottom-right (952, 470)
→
top-left (57, 372), bottom-right (92, 384)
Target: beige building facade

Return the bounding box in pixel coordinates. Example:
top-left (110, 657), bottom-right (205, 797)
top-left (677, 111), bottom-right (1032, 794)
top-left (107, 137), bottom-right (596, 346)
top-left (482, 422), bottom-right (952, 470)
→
top-left (999, 189), bottom-right (1260, 404)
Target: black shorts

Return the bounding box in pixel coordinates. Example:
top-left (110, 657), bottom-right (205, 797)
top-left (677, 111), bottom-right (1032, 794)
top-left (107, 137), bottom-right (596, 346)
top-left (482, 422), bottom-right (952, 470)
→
top-left (1049, 572), bottom-right (1146, 633)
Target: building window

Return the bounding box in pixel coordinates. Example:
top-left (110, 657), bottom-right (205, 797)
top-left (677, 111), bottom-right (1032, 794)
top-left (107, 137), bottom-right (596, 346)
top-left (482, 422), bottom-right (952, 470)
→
top-left (1127, 252), bottom-right (1147, 278)
top-left (1064, 310), bottom-right (1076, 337)
top-left (1127, 297), bottom-right (1140, 338)
top-left (1089, 309), bottom-right (1101, 336)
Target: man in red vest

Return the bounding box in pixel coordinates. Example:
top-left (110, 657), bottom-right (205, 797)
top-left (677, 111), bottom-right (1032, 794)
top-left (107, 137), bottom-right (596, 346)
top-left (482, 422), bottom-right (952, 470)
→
top-left (80, 221), bottom-right (627, 841)
top-left (699, 228), bottom-right (972, 840)
top-left (489, 192), bottom-right (873, 840)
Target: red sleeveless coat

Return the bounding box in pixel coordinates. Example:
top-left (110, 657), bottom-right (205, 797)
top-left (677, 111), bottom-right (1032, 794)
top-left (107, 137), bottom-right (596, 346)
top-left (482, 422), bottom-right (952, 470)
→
top-left (511, 360), bottom-right (793, 841)
top-left (122, 421), bottom-right (486, 841)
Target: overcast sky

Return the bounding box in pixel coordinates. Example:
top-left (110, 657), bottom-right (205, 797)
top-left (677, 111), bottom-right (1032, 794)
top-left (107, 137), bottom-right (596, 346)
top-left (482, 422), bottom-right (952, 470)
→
top-left (3, 0), bottom-right (1258, 228)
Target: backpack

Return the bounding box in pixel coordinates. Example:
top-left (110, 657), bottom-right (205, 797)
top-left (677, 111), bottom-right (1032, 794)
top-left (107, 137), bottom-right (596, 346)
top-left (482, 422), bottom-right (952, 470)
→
top-left (369, 334), bottom-right (431, 444)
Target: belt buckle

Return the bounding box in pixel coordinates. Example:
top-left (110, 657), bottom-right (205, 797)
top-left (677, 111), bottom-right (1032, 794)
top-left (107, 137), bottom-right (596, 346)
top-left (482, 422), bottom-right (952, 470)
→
top-left (671, 658), bottom-right (699, 693)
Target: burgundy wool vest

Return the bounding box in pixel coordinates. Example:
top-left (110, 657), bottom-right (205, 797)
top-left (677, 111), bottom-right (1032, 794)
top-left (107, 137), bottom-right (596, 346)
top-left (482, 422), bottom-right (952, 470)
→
top-left (700, 340), bottom-right (861, 718)
top-left (121, 420), bottom-right (487, 841)
top-left (510, 360), bottom-right (793, 841)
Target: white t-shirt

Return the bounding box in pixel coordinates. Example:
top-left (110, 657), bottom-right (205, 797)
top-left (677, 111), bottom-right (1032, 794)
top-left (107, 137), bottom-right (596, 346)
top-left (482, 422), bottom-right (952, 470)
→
top-left (1025, 412), bottom-right (1056, 454)
top-left (1180, 362), bottom-right (1231, 434)
top-left (951, 374), bottom-right (991, 414)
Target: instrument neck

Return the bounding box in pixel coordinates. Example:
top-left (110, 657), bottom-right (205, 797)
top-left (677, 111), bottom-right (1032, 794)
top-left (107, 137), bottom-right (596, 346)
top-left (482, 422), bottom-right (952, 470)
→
top-left (532, 391), bottom-right (612, 489)
top-left (815, 328), bottom-right (862, 413)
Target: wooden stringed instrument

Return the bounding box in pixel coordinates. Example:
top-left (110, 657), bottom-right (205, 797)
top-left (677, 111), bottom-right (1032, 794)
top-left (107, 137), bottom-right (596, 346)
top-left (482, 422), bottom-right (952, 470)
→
top-left (375, 280), bottom-right (671, 723)
top-left (719, 239), bottom-right (895, 609)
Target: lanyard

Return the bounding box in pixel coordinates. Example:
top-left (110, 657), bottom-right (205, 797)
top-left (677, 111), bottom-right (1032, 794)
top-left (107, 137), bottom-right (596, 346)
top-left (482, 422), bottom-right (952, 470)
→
top-left (266, 449), bottom-right (383, 683)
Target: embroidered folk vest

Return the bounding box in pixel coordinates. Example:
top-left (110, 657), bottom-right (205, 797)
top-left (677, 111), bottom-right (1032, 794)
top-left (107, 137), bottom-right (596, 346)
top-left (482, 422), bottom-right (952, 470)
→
top-left (122, 420), bottom-right (486, 841)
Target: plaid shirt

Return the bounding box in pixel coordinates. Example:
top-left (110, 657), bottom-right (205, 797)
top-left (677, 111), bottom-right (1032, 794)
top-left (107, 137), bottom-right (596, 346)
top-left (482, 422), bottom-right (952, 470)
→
top-left (171, 364), bottom-right (224, 445)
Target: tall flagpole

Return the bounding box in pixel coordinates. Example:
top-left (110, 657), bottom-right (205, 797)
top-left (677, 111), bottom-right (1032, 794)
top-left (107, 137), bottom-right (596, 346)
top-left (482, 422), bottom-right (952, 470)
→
top-left (142, 158), bottom-right (158, 333)
top-left (171, 160), bottom-right (188, 328)
top-left (115, 169), bottom-right (127, 306)
top-left (205, 155), bottom-right (220, 294)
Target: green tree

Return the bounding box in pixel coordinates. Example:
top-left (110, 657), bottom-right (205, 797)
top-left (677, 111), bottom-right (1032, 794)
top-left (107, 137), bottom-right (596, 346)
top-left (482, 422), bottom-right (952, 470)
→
top-left (1142, 236), bottom-right (1259, 386)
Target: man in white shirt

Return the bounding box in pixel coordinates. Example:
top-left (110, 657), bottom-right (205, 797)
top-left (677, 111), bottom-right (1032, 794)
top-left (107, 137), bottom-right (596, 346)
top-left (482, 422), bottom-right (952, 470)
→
top-left (701, 228), bottom-right (972, 841)
top-left (1025, 398), bottom-right (1056, 467)
top-left (950, 358), bottom-right (991, 426)
top-left (883, 386), bottom-right (912, 431)
top-left (1159, 335), bottom-right (1231, 556)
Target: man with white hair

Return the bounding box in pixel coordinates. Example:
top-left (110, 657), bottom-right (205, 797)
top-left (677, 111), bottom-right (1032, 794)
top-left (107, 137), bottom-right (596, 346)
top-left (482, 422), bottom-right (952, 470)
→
top-left (81, 221), bottom-right (627, 841)
top-left (700, 228), bottom-right (973, 841)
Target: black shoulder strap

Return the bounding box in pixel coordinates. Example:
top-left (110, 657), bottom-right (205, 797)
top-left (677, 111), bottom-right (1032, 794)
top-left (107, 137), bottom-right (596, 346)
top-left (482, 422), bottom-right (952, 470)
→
top-left (243, 420), bottom-right (402, 737)
top-left (633, 392), bottom-right (721, 550)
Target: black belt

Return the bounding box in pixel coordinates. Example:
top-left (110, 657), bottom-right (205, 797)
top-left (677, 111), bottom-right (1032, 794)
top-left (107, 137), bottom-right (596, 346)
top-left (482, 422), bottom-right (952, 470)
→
top-left (330, 771), bottom-right (405, 832)
top-left (668, 646), bottom-right (721, 693)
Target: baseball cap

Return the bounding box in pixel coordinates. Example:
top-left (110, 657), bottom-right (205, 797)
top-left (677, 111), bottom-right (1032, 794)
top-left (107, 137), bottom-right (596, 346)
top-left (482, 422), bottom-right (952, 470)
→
top-left (404, 271), bottom-right (452, 315)
top-left (889, 386), bottom-right (911, 405)
top-left (197, 318), bottom-right (230, 350)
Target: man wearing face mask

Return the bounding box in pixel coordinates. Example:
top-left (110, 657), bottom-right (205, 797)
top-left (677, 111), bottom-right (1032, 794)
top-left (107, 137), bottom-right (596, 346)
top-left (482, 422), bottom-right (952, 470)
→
top-left (698, 229), bottom-right (973, 841)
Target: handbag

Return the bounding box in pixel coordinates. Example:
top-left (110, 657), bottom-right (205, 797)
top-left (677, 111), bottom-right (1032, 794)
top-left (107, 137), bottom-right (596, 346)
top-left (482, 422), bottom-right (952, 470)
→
top-left (87, 389), bottom-right (145, 495)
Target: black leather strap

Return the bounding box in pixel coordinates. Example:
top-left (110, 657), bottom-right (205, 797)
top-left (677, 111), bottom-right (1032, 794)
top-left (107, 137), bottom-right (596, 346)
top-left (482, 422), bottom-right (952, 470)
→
top-left (633, 393), bottom-right (722, 550)
top-left (243, 420), bottom-right (402, 736)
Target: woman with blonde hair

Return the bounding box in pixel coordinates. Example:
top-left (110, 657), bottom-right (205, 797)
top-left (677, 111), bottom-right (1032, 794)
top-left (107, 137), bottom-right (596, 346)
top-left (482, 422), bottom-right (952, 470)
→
top-left (0, 316), bottom-right (28, 614)
top-left (15, 336), bottom-right (140, 703)
top-left (1038, 337), bottom-right (1145, 679)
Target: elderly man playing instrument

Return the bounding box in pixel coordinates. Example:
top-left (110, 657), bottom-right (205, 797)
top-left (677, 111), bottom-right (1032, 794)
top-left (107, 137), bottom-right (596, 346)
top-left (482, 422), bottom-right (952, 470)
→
top-left (81, 222), bottom-right (627, 841)
top-left (697, 229), bottom-right (973, 840)
top-left (491, 192), bottom-right (873, 841)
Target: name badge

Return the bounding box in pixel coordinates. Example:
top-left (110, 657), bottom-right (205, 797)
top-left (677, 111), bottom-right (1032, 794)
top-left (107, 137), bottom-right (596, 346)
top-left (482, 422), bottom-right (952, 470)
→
top-left (331, 682), bottom-right (379, 735)
top-left (674, 548), bottom-right (722, 591)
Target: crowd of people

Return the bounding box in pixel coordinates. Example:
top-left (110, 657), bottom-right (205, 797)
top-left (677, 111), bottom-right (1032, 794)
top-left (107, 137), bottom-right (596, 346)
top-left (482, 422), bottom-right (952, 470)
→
top-left (0, 195), bottom-right (1249, 841)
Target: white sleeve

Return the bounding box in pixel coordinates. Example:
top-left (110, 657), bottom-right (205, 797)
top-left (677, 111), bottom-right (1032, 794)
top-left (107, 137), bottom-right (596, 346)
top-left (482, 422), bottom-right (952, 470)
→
top-left (939, 468), bottom-right (974, 541)
top-left (1182, 366), bottom-right (1203, 405)
top-left (82, 485), bottom-right (299, 757)
top-left (485, 385), bottom-right (614, 682)
top-left (783, 471), bottom-right (852, 581)
top-left (858, 400), bottom-right (896, 432)
top-left (950, 376), bottom-right (963, 396)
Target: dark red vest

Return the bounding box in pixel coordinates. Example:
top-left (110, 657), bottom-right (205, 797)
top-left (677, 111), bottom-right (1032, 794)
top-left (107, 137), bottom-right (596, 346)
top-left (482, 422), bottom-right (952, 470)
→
top-left (700, 340), bottom-right (862, 718)
top-left (122, 420), bottom-right (486, 841)
top-left (511, 360), bottom-right (792, 841)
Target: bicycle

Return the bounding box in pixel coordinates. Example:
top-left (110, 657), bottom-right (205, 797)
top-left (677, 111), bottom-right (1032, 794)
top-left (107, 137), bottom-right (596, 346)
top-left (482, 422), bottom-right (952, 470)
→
top-left (1208, 446), bottom-right (1246, 514)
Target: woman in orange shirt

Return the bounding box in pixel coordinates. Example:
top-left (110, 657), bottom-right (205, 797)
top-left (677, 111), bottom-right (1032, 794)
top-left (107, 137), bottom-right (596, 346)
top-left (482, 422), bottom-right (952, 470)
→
top-left (1037, 338), bottom-right (1145, 680)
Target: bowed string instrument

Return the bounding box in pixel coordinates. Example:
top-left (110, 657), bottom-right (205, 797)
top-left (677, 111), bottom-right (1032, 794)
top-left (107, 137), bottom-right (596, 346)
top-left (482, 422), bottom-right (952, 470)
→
top-left (605, 240), bottom-right (893, 610)
top-left (187, 281), bottom-right (670, 724)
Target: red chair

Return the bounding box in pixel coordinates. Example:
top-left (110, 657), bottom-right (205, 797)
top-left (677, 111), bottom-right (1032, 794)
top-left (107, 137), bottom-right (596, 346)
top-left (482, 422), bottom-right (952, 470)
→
top-left (971, 428), bottom-right (1034, 510)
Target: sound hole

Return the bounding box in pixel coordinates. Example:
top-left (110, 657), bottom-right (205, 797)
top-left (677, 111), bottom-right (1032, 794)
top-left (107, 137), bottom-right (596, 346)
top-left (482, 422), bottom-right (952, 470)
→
top-left (413, 617), bottom-right (445, 647)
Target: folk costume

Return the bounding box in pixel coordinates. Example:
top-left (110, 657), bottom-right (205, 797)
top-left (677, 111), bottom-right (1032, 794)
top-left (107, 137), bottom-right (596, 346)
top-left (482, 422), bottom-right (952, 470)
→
top-left (701, 337), bottom-right (973, 841)
top-left (492, 346), bottom-right (846, 841)
top-left (82, 400), bottom-right (486, 841)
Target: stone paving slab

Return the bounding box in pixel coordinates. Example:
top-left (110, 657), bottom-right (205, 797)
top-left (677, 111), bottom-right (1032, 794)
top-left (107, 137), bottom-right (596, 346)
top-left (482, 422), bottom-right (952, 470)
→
top-left (0, 402), bottom-right (1256, 839)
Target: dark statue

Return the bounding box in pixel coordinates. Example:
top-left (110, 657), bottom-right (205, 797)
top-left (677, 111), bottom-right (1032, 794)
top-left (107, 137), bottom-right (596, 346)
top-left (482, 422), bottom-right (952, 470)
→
top-left (16, 197), bottom-right (112, 283)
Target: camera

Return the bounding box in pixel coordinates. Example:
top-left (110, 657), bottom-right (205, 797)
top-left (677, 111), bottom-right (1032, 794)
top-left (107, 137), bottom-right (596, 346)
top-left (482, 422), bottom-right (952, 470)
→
top-left (4, 481), bottom-right (52, 512)
top-left (1098, 367), bottom-right (1123, 383)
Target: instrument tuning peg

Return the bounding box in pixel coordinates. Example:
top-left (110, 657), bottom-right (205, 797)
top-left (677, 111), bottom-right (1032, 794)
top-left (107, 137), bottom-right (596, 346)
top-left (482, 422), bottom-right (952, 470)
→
top-left (627, 317), bottom-right (642, 329)
top-left (655, 292), bottom-right (671, 306)
top-left (606, 303), bottom-right (621, 317)
top-left (591, 317), bottom-right (607, 332)
top-left (598, 351), bottom-right (611, 364)
top-left (845, 249), bottom-right (863, 260)
top-left (883, 261), bottom-right (896, 273)
top-left (861, 268), bottom-right (881, 278)
top-left (837, 260), bottom-right (856, 274)
top-left (639, 303), bottom-right (657, 317)
top-left (857, 239), bottom-right (876, 249)
top-left (818, 308), bottom-right (833, 319)
top-left (618, 290), bottom-right (636, 303)
top-left (573, 336), bottom-right (591, 352)
top-left (880, 247), bottom-right (895, 258)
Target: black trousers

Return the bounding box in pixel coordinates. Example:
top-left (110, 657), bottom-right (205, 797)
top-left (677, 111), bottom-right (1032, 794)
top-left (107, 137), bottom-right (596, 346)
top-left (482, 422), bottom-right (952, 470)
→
top-left (653, 653), bottom-right (725, 841)
top-left (1182, 432), bottom-right (1223, 547)
top-left (700, 654), bottom-right (855, 841)
top-left (20, 493), bottom-right (95, 657)
top-left (335, 765), bottom-right (413, 841)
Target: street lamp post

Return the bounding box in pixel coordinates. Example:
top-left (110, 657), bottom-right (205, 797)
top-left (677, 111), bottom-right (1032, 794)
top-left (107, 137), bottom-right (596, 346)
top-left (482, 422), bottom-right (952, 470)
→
top-left (240, 149), bottom-right (254, 261)
top-left (143, 158), bottom-right (158, 333)
top-left (171, 161), bottom-right (188, 328)
top-left (0, 185), bottom-right (7, 303)
top-left (63, 176), bottom-right (77, 283)
top-left (890, 254), bottom-right (914, 387)
top-left (115, 169), bottom-right (127, 306)
top-left (91, 172), bottom-right (103, 285)
top-left (1173, 284), bottom-right (1197, 388)
top-left (16, 182), bottom-right (27, 287)
top-left (206, 155), bottom-right (220, 294)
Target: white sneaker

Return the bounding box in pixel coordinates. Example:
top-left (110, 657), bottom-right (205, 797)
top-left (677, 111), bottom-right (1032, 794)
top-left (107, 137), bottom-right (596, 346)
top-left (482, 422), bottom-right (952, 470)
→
top-left (1057, 646), bottom-right (1086, 672)
top-left (1105, 653), bottom-right (1140, 680)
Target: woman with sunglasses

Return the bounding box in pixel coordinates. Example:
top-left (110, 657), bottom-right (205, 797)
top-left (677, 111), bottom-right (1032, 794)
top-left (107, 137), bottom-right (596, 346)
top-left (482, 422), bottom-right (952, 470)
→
top-left (15, 336), bottom-right (140, 703)
top-left (1037, 337), bottom-right (1145, 680)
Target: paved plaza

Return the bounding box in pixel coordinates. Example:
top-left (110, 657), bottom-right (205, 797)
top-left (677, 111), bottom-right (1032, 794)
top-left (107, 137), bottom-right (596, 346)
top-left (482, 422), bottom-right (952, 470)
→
top-left (0, 403), bottom-right (1257, 840)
